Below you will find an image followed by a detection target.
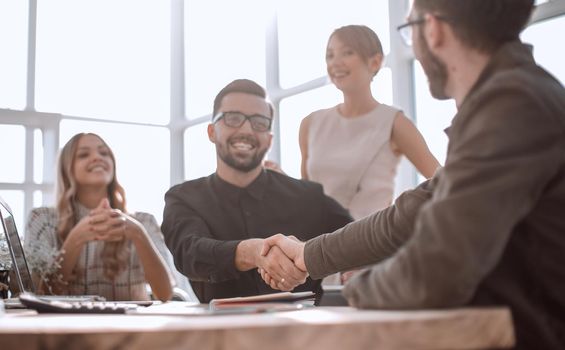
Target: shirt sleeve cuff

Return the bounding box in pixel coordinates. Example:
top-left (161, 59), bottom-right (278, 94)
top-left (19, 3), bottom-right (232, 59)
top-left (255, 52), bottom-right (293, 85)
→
top-left (209, 240), bottom-right (243, 283)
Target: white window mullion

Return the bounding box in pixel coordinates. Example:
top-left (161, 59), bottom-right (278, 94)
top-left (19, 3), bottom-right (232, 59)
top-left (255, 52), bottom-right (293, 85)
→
top-left (25, 0), bottom-right (37, 111)
top-left (170, 0), bottom-right (186, 187)
top-left (266, 4), bottom-right (281, 164)
top-left (24, 127), bottom-right (34, 223)
top-left (41, 120), bottom-right (60, 206)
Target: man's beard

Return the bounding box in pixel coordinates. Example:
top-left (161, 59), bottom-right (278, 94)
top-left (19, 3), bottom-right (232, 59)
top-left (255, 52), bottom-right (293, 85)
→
top-left (417, 30), bottom-right (450, 100)
top-left (216, 135), bottom-right (268, 173)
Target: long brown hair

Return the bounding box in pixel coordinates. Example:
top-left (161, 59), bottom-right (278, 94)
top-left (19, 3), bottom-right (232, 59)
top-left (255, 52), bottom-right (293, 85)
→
top-left (56, 133), bottom-right (129, 279)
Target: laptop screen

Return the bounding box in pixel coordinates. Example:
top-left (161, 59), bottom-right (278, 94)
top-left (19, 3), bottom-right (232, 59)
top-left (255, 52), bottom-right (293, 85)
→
top-left (0, 196), bottom-right (36, 294)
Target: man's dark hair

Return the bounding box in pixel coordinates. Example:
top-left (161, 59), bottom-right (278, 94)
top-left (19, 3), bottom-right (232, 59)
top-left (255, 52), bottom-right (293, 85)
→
top-left (414, 0), bottom-right (535, 52)
top-left (212, 79), bottom-right (274, 118)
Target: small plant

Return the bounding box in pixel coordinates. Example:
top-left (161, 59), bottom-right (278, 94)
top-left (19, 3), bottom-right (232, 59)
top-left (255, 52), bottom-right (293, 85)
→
top-left (24, 239), bottom-right (66, 294)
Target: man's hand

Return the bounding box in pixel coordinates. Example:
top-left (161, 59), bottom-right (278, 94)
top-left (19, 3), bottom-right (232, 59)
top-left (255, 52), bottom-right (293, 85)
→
top-left (258, 234), bottom-right (308, 290)
top-left (257, 245), bottom-right (307, 291)
top-left (235, 238), bottom-right (307, 291)
top-left (260, 234), bottom-right (306, 271)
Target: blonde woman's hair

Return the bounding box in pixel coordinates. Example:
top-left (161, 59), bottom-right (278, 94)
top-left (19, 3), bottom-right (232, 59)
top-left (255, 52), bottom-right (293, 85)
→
top-left (56, 133), bottom-right (129, 280)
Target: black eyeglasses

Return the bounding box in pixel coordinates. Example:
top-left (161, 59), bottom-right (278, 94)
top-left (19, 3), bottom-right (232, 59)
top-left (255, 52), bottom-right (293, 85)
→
top-left (212, 111), bottom-right (272, 132)
top-left (397, 18), bottom-right (426, 46)
top-left (397, 15), bottom-right (450, 46)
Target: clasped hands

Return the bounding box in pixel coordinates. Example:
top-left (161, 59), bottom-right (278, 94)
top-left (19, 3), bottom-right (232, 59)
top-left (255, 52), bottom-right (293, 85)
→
top-left (257, 234), bottom-right (307, 291)
top-left (72, 198), bottom-right (131, 243)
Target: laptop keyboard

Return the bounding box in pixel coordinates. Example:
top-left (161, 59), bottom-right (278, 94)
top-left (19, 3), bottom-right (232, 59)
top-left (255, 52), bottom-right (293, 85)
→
top-left (19, 292), bottom-right (138, 314)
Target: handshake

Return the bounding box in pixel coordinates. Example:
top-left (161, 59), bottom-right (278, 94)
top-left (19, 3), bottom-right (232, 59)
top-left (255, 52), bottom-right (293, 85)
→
top-left (237, 234), bottom-right (358, 291)
top-left (241, 234), bottom-right (308, 292)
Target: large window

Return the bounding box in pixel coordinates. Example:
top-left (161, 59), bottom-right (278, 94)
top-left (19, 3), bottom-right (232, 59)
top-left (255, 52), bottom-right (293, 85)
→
top-left (0, 125), bottom-right (26, 183)
top-left (0, 1), bottom-right (28, 109)
top-left (35, 0), bottom-right (170, 124)
top-left (184, 0), bottom-right (267, 120)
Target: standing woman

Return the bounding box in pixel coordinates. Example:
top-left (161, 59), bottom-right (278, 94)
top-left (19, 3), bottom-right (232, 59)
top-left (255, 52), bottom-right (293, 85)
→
top-left (300, 25), bottom-right (440, 220)
top-left (24, 133), bottom-right (173, 301)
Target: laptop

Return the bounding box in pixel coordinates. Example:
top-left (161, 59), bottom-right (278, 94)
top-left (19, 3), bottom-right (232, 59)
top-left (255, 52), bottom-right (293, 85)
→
top-left (0, 196), bottom-right (105, 306)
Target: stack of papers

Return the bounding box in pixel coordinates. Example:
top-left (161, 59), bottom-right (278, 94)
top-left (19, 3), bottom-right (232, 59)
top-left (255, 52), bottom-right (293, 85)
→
top-left (210, 291), bottom-right (316, 306)
top-left (210, 291), bottom-right (316, 312)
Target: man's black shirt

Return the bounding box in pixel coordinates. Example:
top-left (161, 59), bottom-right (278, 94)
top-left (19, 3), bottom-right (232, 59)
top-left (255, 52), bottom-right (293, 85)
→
top-left (162, 169), bottom-right (352, 302)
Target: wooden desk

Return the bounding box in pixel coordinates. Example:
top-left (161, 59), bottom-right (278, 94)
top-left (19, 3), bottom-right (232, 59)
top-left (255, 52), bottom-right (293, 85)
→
top-left (0, 306), bottom-right (514, 350)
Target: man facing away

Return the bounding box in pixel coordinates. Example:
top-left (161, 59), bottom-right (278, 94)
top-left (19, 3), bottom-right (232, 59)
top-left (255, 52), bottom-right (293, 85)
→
top-left (261, 1), bottom-right (565, 348)
top-left (161, 79), bottom-right (352, 303)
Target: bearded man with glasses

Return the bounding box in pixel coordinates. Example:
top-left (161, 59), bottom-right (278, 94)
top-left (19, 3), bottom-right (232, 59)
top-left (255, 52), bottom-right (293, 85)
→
top-left (161, 79), bottom-right (352, 303)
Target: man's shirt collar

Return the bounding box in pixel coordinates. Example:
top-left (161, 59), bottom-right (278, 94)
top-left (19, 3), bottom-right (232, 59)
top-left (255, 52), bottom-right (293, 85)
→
top-left (212, 169), bottom-right (268, 201)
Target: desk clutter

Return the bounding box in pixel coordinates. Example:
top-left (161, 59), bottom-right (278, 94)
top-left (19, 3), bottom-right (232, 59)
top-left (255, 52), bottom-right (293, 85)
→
top-left (3, 291), bottom-right (315, 316)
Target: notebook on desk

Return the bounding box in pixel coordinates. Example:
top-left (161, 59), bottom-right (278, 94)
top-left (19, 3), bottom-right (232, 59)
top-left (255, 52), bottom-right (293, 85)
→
top-left (0, 196), bottom-right (105, 307)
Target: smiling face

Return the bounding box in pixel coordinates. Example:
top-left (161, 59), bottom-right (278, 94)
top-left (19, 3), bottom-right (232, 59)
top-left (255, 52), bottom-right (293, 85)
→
top-left (325, 35), bottom-right (380, 93)
top-left (208, 92), bottom-right (273, 173)
top-left (72, 134), bottom-right (115, 189)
